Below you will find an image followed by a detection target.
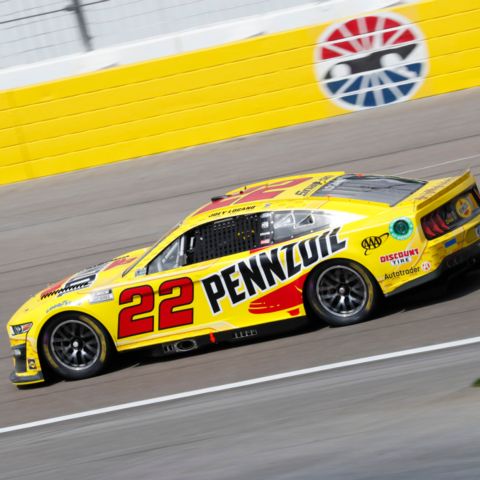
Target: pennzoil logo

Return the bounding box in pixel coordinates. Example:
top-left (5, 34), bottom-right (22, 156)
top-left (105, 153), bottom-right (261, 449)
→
top-left (202, 229), bottom-right (347, 314)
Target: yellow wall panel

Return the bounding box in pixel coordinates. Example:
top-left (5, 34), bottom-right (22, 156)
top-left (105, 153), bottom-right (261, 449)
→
top-left (28, 95), bottom-right (342, 180)
top-left (0, 145), bottom-right (26, 168)
top-left (0, 163), bottom-right (30, 185)
top-left (0, 127), bottom-right (22, 149)
top-left (429, 48), bottom-right (480, 76)
top-left (0, 109), bottom-right (21, 130)
top-left (22, 64), bottom-right (315, 141)
top-left (1, 0), bottom-right (479, 184)
top-left (415, 0), bottom-right (478, 18)
top-left (420, 67), bottom-right (480, 97)
top-left (421, 10), bottom-right (480, 37)
top-left (14, 45), bottom-right (315, 125)
top-left (428, 30), bottom-right (480, 56)
top-left (26, 81), bottom-right (322, 159)
top-left (0, 92), bottom-right (12, 111)
top-left (11, 28), bottom-right (316, 108)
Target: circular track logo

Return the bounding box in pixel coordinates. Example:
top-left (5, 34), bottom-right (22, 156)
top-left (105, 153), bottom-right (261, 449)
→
top-left (314, 13), bottom-right (428, 110)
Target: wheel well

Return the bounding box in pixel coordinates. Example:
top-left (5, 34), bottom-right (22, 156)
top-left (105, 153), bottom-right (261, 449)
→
top-left (38, 310), bottom-right (117, 354)
top-left (302, 257), bottom-right (384, 326)
top-left (303, 257), bottom-right (382, 305)
top-left (36, 310), bottom-right (117, 380)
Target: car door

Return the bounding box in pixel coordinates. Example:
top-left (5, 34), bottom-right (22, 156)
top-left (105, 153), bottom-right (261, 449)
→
top-left (111, 213), bottom-right (270, 349)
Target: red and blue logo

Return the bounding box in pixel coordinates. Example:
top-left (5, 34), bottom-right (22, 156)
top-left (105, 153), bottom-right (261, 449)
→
top-left (315, 13), bottom-right (428, 110)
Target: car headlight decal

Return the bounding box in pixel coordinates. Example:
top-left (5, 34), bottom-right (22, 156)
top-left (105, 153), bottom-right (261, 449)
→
top-left (88, 289), bottom-right (114, 304)
top-left (10, 322), bottom-right (33, 336)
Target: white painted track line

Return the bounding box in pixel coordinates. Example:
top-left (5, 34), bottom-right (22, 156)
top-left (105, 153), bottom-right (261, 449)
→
top-left (2, 336), bottom-right (480, 435)
top-left (394, 153), bottom-right (480, 175)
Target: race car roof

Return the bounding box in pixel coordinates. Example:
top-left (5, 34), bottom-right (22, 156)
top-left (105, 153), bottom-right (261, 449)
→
top-left (186, 172), bottom-right (425, 223)
top-left (311, 174), bottom-right (426, 205)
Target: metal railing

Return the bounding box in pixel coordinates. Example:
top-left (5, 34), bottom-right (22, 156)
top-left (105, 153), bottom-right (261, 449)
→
top-left (0, 0), bottom-right (314, 68)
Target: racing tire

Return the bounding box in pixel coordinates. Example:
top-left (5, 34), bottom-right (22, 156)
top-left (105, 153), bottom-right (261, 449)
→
top-left (40, 313), bottom-right (113, 381)
top-left (305, 260), bottom-right (380, 327)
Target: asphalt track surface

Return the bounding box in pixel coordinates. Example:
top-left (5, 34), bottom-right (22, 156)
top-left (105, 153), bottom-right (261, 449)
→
top-left (0, 88), bottom-right (479, 478)
top-left (1, 344), bottom-right (480, 480)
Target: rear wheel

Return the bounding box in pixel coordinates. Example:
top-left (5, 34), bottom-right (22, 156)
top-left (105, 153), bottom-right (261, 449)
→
top-left (305, 260), bottom-right (379, 327)
top-left (40, 313), bottom-right (112, 380)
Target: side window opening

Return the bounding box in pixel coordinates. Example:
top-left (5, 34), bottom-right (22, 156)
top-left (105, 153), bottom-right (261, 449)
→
top-left (146, 210), bottom-right (339, 274)
top-left (187, 214), bottom-right (266, 264)
top-left (146, 213), bottom-right (271, 274)
top-left (272, 210), bottom-right (331, 243)
top-left (297, 212), bottom-right (315, 226)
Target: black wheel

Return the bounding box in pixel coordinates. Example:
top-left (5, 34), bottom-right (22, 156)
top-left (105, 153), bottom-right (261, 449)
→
top-left (305, 260), bottom-right (380, 327)
top-left (40, 313), bottom-right (112, 380)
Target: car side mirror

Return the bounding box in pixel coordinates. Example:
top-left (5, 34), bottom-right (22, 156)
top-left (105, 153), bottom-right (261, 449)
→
top-left (135, 267), bottom-right (147, 277)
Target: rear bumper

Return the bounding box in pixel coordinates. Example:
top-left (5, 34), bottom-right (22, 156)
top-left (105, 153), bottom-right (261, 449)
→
top-left (386, 239), bottom-right (480, 296)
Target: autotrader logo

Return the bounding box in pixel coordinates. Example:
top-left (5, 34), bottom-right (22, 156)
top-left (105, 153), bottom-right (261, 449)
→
top-left (384, 266), bottom-right (419, 280)
top-left (314, 12), bottom-right (428, 110)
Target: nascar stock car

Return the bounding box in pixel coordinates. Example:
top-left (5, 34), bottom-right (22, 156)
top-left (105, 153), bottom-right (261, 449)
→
top-left (7, 170), bottom-right (480, 385)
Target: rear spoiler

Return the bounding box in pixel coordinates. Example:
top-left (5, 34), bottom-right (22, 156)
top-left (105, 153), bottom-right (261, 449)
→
top-left (414, 170), bottom-right (475, 210)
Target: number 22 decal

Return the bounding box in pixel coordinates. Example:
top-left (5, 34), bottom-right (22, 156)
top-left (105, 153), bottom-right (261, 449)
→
top-left (118, 277), bottom-right (193, 338)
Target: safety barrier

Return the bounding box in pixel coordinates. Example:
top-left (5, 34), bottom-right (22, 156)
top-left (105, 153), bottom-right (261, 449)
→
top-left (0, 0), bottom-right (478, 185)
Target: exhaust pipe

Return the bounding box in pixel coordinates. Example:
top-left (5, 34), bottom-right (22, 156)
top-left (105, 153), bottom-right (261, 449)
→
top-left (173, 339), bottom-right (198, 353)
top-left (160, 338), bottom-right (199, 355)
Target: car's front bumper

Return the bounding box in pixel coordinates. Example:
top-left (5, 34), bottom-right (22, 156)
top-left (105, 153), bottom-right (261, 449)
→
top-left (10, 371), bottom-right (44, 385)
top-left (9, 340), bottom-right (44, 386)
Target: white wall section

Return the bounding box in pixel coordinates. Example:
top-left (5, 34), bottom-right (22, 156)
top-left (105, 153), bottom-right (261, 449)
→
top-left (0, 0), bottom-right (398, 90)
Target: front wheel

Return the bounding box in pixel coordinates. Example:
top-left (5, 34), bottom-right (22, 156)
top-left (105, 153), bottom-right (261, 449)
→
top-left (40, 313), bottom-right (112, 380)
top-left (305, 260), bottom-right (380, 327)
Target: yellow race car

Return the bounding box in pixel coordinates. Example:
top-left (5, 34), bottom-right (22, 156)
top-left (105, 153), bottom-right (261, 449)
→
top-left (7, 170), bottom-right (480, 386)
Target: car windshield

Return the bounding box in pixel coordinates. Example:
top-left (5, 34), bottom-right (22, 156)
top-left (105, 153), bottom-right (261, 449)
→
top-left (122, 223), bottom-right (182, 277)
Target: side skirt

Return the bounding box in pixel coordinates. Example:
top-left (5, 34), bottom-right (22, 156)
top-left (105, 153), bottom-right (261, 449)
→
top-left (147, 316), bottom-right (310, 358)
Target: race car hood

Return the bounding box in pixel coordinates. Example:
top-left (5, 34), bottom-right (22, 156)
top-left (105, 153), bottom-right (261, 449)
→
top-left (7, 248), bottom-right (147, 339)
top-left (6, 247), bottom-right (147, 334)
top-left (37, 247), bottom-right (148, 301)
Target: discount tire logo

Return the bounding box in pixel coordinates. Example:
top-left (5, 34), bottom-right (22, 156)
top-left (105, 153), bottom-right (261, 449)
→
top-left (314, 13), bottom-right (428, 110)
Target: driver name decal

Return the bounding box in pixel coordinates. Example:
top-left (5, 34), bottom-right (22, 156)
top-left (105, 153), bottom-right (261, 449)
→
top-left (202, 228), bottom-right (347, 314)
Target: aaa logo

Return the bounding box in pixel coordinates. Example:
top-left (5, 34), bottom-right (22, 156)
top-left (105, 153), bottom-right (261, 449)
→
top-left (361, 233), bottom-right (389, 255)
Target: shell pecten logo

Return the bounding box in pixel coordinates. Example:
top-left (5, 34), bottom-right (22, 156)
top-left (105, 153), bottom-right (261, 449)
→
top-left (455, 197), bottom-right (473, 219)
